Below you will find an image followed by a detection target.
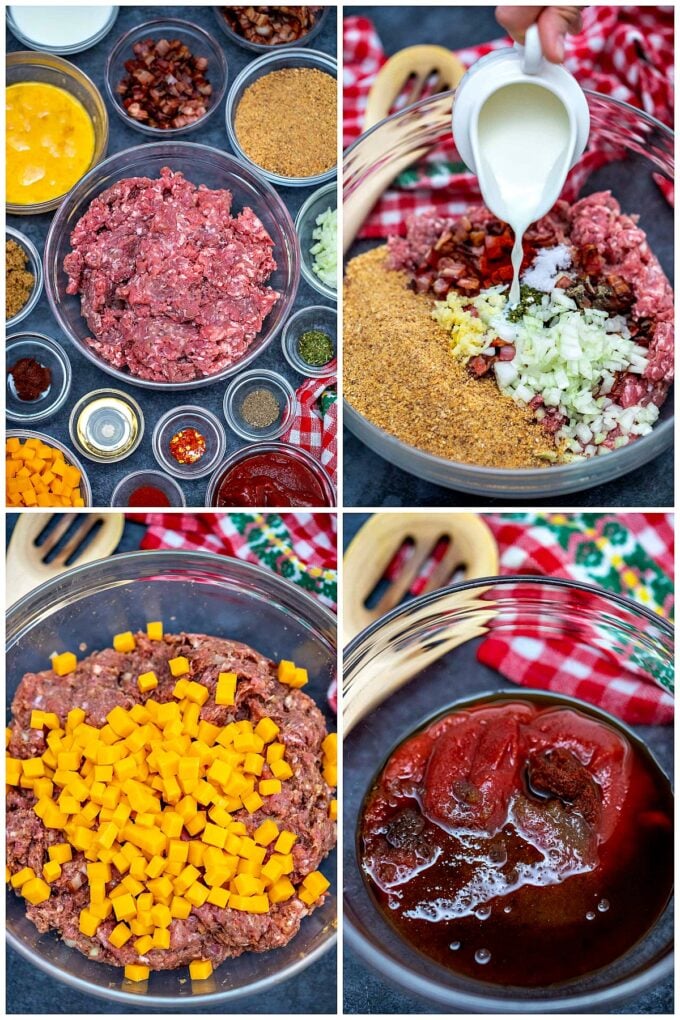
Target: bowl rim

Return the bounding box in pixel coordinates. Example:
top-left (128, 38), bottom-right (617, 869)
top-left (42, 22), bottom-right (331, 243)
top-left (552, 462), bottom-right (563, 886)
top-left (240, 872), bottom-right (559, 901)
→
top-left (345, 572), bottom-right (674, 660)
top-left (43, 140), bottom-right (300, 391)
top-left (7, 427), bottom-right (92, 506)
top-left (342, 87), bottom-right (674, 495)
top-left (343, 573), bottom-right (673, 1013)
top-left (151, 404), bottom-right (228, 479)
top-left (104, 16), bottom-right (229, 138)
top-left (6, 331), bottom-right (72, 424)
top-left (213, 4), bottom-right (329, 53)
top-left (6, 547), bottom-right (337, 1007)
top-left (282, 305), bottom-right (338, 378)
top-left (109, 468), bottom-right (186, 508)
top-left (295, 181), bottom-right (338, 302)
top-left (6, 50), bottom-right (109, 215)
top-left (5, 226), bottom-right (44, 327)
top-left (225, 47), bottom-right (338, 188)
top-left (223, 367), bottom-right (297, 442)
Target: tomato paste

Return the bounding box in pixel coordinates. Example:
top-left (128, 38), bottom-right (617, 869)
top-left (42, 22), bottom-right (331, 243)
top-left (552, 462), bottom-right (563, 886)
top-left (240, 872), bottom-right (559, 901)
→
top-left (215, 451), bottom-right (330, 507)
top-left (360, 696), bottom-right (673, 986)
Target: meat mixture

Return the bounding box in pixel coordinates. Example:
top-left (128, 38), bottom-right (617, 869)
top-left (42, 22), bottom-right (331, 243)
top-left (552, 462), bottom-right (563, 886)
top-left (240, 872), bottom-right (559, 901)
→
top-left (7, 632), bottom-right (335, 970)
top-left (64, 168), bottom-right (280, 383)
top-left (387, 192), bottom-right (673, 460)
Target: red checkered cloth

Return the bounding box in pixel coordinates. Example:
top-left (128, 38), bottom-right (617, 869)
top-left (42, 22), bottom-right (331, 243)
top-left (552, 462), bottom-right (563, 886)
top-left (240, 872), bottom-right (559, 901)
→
top-left (344, 6), bottom-right (674, 237)
top-left (128, 512), bottom-right (338, 710)
top-left (383, 513), bottom-right (674, 725)
top-left (284, 375), bottom-right (338, 484)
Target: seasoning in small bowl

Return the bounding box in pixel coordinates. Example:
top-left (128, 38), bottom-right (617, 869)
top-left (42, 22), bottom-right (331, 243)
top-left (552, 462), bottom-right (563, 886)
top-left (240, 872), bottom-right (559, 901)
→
top-left (152, 406), bottom-right (226, 479)
top-left (69, 389), bottom-right (144, 464)
top-left (224, 369), bottom-right (296, 442)
top-left (6, 333), bottom-right (72, 425)
top-left (105, 19), bottom-right (228, 137)
top-left (111, 469), bottom-right (186, 508)
top-left (282, 305), bottom-right (337, 378)
top-left (6, 228), bottom-right (43, 327)
top-left (226, 49), bottom-right (337, 186)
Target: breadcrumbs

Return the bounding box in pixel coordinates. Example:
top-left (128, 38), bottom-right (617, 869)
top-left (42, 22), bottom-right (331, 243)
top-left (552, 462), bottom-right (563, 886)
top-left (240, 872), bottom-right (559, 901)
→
top-left (235, 67), bottom-right (336, 178)
top-left (343, 246), bottom-right (560, 469)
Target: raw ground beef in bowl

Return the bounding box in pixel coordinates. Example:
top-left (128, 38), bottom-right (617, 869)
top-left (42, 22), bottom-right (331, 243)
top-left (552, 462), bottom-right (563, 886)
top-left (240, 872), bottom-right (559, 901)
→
top-left (44, 143), bottom-right (300, 391)
top-left (7, 629), bottom-right (336, 976)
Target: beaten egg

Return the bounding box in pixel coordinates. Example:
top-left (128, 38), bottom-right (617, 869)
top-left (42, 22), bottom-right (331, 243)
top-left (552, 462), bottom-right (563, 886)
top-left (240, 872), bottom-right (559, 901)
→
top-left (6, 81), bottom-right (95, 205)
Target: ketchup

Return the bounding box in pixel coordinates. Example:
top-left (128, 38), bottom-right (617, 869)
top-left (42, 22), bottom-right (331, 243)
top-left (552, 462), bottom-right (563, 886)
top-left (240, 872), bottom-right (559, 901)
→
top-left (215, 451), bottom-right (330, 507)
top-left (360, 696), bottom-right (673, 987)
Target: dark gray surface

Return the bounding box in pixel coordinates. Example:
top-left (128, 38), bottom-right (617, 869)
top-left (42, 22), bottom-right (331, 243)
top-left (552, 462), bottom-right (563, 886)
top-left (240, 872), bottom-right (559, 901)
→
top-left (342, 5), bottom-right (674, 509)
top-left (7, 5), bottom-right (337, 509)
top-left (6, 512), bottom-right (337, 1014)
top-left (341, 511), bottom-right (673, 1014)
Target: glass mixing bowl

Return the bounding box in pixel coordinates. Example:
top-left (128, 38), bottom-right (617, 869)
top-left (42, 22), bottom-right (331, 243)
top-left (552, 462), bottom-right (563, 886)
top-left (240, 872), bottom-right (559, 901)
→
top-left (44, 142), bottom-right (300, 391)
top-left (344, 576), bottom-right (673, 1012)
top-left (343, 91), bottom-right (674, 498)
top-left (6, 549), bottom-right (337, 1008)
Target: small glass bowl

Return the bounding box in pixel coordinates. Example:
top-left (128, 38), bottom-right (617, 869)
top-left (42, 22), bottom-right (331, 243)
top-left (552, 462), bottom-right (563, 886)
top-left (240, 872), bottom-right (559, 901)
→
top-left (68, 388), bottom-right (144, 464)
top-left (296, 182), bottom-right (337, 301)
top-left (105, 18), bottom-right (228, 138)
top-left (110, 469), bottom-right (186, 508)
top-left (205, 442), bottom-right (336, 507)
top-left (6, 227), bottom-right (44, 328)
top-left (214, 6), bottom-right (329, 53)
top-left (6, 333), bottom-right (72, 424)
top-left (225, 48), bottom-right (337, 188)
top-left (152, 406), bottom-right (227, 480)
top-left (6, 5), bottom-right (119, 54)
top-left (224, 369), bottom-right (296, 442)
top-left (281, 306), bottom-right (337, 378)
top-left (6, 428), bottom-right (92, 506)
top-left (7, 51), bottom-right (108, 215)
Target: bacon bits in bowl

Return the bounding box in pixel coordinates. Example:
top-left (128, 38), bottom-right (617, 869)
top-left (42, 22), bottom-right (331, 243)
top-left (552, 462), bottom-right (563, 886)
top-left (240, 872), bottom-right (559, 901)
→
top-left (105, 18), bottom-right (228, 137)
top-left (44, 142), bottom-right (300, 391)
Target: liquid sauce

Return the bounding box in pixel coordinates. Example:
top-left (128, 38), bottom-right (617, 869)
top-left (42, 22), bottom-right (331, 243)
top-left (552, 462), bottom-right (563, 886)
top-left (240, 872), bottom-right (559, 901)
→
top-left (360, 697), bottom-right (673, 986)
top-left (6, 82), bottom-right (95, 205)
top-left (216, 451), bottom-right (329, 507)
top-left (475, 83), bottom-right (572, 304)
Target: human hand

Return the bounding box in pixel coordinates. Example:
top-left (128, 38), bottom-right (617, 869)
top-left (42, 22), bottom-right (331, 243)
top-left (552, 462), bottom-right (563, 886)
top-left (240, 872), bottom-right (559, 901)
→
top-left (495, 6), bottom-right (583, 63)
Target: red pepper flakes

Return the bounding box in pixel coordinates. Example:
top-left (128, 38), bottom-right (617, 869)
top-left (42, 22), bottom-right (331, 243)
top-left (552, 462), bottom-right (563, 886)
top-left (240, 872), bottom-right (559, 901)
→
top-left (169, 427), bottom-right (207, 465)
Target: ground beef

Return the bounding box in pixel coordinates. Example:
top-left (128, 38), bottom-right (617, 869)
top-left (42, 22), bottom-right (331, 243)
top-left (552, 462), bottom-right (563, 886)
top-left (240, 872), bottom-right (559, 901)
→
top-left (7, 633), bottom-right (335, 970)
top-left (569, 192), bottom-right (674, 408)
top-left (64, 168), bottom-right (280, 383)
top-left (387, 191), bottom-right (674, 426)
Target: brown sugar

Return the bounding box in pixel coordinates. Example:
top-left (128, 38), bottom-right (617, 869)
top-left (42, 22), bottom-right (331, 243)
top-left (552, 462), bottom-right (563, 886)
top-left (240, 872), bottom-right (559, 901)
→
top-left (343, 246), bottom-right (560, 470)
top-left (6, 239), bottom-right (35, 320)
top-left (234, 67), bottom-right (336, 178)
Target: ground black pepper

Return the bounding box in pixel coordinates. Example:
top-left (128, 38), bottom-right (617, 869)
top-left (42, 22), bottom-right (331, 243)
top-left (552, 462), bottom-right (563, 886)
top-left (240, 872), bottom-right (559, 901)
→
top-left (8, 357), bottom-right (52, 402)
top-left (240, 388), bottom-right (280, 428)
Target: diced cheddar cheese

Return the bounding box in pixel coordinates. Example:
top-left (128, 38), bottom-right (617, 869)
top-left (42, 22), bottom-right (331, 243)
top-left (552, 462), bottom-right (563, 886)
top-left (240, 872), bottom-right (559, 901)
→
top-left (6, 438), bottom-right (85, 508)
top-left (189, 959), bottom-right (213, 980)
top-left (6, 627), bottom-right (329, 977)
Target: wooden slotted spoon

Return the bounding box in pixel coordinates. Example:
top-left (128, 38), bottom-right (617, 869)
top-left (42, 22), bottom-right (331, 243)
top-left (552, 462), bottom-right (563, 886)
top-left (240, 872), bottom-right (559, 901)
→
top-left (7, 512), bottom-right (125, 605)
top-left (344, 45), bottom-right (466, 251)
top-left (343, 513), bottom-right (499, 734)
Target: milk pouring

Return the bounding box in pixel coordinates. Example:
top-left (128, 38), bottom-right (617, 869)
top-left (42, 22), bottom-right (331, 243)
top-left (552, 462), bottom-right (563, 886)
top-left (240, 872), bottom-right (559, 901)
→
top-left (453, 25), bottom-right (590, 305)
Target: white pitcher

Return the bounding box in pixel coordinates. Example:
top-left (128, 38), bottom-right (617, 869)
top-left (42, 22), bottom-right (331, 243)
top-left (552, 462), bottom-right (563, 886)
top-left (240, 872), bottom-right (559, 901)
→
top-left (453, 25), bottom-right (590, 303)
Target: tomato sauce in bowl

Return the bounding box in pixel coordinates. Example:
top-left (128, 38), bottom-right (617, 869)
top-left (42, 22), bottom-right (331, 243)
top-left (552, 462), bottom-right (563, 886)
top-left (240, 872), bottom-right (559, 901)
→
top-left (359, 694), bottom-right (673, 987)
